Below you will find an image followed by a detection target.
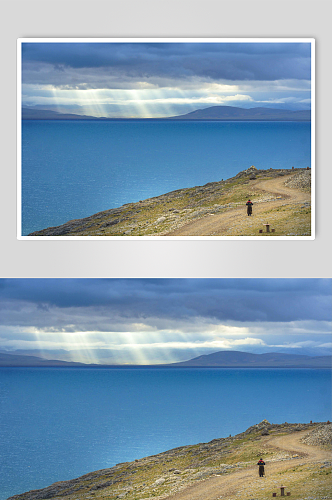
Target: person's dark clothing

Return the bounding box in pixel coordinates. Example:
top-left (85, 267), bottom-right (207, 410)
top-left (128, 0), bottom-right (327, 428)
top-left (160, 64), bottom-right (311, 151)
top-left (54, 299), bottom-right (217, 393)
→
top-left (257, 459), bottom-right (265, 477)
top-left (246, 200), bottom-right (253, 216)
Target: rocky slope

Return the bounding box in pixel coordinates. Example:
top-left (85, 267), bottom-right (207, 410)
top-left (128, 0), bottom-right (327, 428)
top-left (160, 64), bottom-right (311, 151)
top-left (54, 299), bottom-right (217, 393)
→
top-left (284, 169), bottom-right (311, 190)
top-left (28, 167), bottom-right (311, 237)
top-left (301, 424), bottom-right (332, 447)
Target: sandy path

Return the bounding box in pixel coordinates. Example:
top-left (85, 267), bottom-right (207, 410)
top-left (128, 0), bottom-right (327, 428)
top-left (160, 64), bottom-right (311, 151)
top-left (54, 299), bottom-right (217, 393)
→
top-left (165, 174), bottom-right (310, 236)
top-left (163, 430), bottom-right (329, 500)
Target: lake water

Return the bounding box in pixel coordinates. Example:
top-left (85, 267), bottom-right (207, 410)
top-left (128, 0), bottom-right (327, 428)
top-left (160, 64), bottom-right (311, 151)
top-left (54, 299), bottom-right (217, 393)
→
top-left (21, 120), bottom-right (311, 235)
top-left (0, 367), bottom-right (329, 499)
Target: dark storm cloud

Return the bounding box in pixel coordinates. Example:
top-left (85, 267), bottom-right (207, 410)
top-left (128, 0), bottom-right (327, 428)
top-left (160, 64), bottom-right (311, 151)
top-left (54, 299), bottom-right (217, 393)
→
top-left (22, 42), bottom-right (311, 84)
top-left (0, 279), bottom-right (330, 323)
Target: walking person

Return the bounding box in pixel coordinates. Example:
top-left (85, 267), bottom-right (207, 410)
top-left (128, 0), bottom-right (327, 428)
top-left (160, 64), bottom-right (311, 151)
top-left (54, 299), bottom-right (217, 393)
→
top-left (257, 458), bottom-right (265, 477)
top-left (246, 199), bottom-right (253, 216)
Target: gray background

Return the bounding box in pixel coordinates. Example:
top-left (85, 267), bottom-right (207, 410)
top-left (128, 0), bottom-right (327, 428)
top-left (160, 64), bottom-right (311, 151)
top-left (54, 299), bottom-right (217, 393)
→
top-left (1, 0), bottom-right (331, 278)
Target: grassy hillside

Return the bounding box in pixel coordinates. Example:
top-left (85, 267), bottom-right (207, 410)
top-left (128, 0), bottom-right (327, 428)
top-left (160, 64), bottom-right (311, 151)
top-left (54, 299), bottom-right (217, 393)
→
top-left (28, 167), bottom-right (311, 237)
top-left (8, 421), bottom-right (331, 500)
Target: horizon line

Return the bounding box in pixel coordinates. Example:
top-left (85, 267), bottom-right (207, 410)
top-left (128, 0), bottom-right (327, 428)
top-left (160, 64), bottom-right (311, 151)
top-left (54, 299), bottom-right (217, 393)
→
top-left (21, 104), bottom-right (312, 121)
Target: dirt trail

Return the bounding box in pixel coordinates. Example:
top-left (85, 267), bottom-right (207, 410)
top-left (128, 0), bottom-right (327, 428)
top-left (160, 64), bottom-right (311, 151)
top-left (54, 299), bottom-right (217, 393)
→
top-left (163, 430), bottom-right (329, 500)
top-left (165, 174), bottom-right (310, 236)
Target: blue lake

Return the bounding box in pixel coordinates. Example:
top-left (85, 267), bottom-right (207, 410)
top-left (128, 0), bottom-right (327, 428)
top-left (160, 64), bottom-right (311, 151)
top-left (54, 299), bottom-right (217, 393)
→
top-left (0, 367), bottom-right (329, 499)
top-left (21, 120), bottom-right (311, 235)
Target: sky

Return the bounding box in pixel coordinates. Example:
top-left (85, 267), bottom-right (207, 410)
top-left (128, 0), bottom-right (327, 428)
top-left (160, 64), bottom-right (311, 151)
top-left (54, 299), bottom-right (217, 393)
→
top-left (21, 41), bottom-right (312, 118)
top-left (0, 278), bottom-right (330, 364)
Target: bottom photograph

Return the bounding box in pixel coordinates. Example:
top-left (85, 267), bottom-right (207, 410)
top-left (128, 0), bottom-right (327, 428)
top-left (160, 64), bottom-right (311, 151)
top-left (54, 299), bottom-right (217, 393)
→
top-left (0, 278), bottom-right (331, 500)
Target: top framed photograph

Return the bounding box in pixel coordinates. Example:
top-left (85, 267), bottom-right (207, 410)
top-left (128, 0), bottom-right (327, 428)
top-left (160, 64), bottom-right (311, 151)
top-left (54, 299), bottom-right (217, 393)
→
top-left (17, 38), bottom-right (315, 239)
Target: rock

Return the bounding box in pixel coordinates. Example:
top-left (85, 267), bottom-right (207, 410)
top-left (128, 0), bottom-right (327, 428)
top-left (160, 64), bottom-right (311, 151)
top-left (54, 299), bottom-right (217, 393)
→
top-left (285, 170), bottom-right (311, 190)
top-left (301, 423), bottom-right (332, 446)
top-left (153, 478), bottom-right (165, 486)
top-left (101, 219), bottom-right (121, 228)
top-left (244, 419), bottom-right (272, 435)
top-left (90, 480), bottom-right (114, 491)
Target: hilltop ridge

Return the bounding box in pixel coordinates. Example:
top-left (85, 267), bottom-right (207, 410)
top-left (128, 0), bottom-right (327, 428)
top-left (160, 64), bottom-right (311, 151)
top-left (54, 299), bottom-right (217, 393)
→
top-left (172, 105), bottom-right (311, 121)
top-left (168, 350), bottom-right (331, 368)
top-left (0, 352), bottom-right (87, 367)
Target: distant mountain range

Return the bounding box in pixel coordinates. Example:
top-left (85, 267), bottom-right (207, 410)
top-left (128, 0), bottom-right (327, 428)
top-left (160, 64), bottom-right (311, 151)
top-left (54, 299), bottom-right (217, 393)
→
top-left (0, 350), bottom-right (330, 367)
top-left (0, 352), bottom-right (87, 367)
top-left (22, 108), bottom-right (97, 120)
top-left (22, 105), bottom-right (311, 121)
top-left (172, 106), bottom-right (311, 121)
top-left (168, 350), bottom-right (331, 368)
